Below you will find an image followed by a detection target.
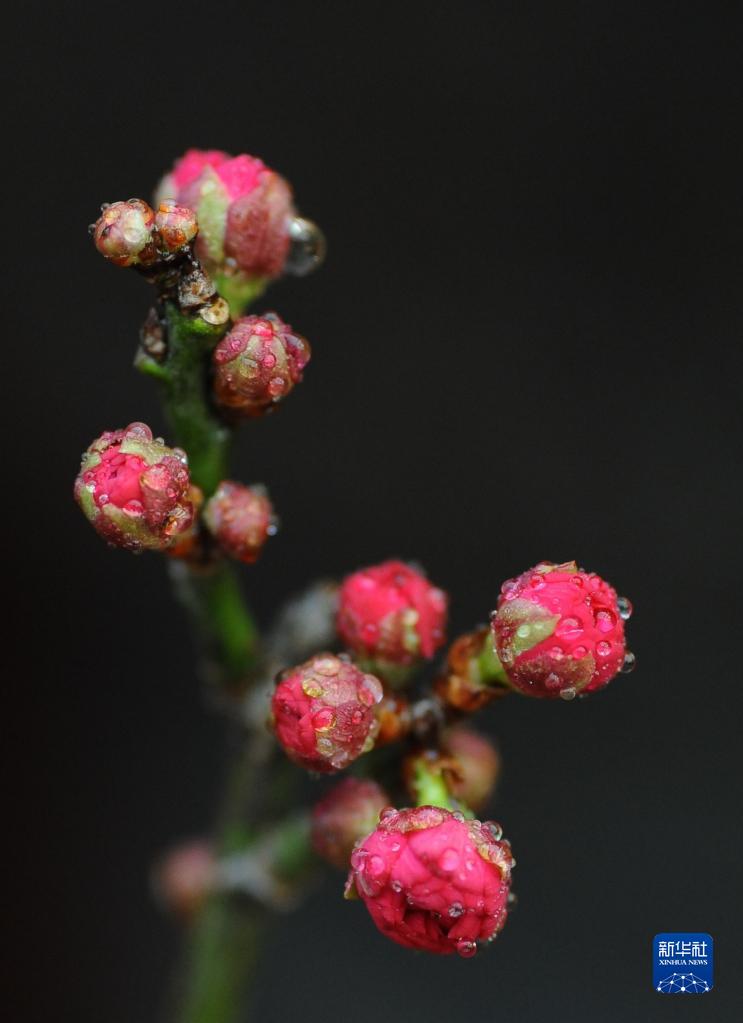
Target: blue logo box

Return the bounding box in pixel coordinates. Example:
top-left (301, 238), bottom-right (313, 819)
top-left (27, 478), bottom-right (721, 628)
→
top-left (653, 933), bottom-right (713, 993)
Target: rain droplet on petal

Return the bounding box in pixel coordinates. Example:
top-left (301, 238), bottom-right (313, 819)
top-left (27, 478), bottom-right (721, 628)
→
top-left (285, 216), bottom-right (326, 276)
top-left (456, 939), bottom-right (478, 958)
top-left (620, 651), bottom-right (637, 673)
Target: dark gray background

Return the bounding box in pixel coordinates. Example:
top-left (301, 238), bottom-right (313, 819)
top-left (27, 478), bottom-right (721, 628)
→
top-left (5, 2), bottom-right (743, 1021)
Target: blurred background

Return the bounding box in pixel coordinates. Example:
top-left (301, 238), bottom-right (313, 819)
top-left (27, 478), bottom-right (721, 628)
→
top-left (5, 2), bottom-right (743, 1020)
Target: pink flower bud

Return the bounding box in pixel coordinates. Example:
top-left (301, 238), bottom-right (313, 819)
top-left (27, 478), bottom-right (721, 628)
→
top-left (74, 422), bottom-right (197, 552)
top-left (492, 561), bottom-right (632, 699)
top-left (443, 728), bottom-right (501, 811)
top-left (212, 313), bottom-right (310, 417)
top-left (155, 149), bottom-right (295, 282)
top-left (93, 199), bottom-right (157, 267)
top-left (337, 561), bottom-right (448, 668)
top-left (152, 839), bottom-right (215, 921)
top-left (154, 201), bottom-right (198, 253)
top-left (203, 481), bottom-right (276, 563)
top-left (271, 654), bottom-right (383, 773)
top-left (311, 778), bottom-right (389, 869)
top-left (346, 806), bottom-right (514, 957)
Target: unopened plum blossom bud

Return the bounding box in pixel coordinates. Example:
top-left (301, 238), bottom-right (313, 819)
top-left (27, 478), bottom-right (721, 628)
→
top-left (74, 422), bottom-right (197, 552)
top-left (346, 806), bottom-right (514, 957)
top-left (443, 727), bottom-right (501, 811)
top-left (435, 626), bottom-right (510, 712)
top-left (337, 561), bottom-right (448, 677)
top-left (311, 778), bottom-right (389, 869)
top-left (93, 199), bottom-right (157, 267)
top-left (154, 201), bottom-right (198, 253)
top-left (271, 654), bottom-right (383, 773)
top-left (213, 313), bottom-right (310, 417)
top-left (154, 149), bottom-right (323, 312)
top-left (492, 561), bottom-right (633, 700)
top-left (203, 481), bottom-right (276, 563)
top-left (152, 839), bottom-right (215, 921)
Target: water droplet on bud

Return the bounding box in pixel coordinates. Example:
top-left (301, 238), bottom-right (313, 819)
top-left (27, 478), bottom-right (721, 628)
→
top-left (559, 686), bottom-right (577, 701)
top-left (456, 939), bottom-right (478, 958)
top-left (620, 651), bottom-right (637, 673)
top-left (285, 216), bottom-right (326, 275)
top-left (617, 596), bottom-right (633, 620)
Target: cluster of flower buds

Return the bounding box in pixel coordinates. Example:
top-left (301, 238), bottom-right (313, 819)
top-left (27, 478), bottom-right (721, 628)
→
top-left (154, 149), bottom-right (325, 312)
top-left (268, 557), bottom-right (633, 956)
top-left (81, 150), bottom-right (637, 967)
top-left (93, 199), bottom-right (198, 268)
top-left (75, 424), bottom-right (277, 564)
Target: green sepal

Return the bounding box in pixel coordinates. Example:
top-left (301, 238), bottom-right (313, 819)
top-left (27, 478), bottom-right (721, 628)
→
top-left (213, 272), bottom-right (267, 319)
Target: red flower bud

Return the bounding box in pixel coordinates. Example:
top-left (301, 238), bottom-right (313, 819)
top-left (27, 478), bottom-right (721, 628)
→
top-left (346, 806), bottom-right (514, 957)
top-left (203, 481), bottom-right (276, 563)
top-left (212, 313), bottom-right (311, 418)
top-left (74, 422), bottom-right (197, 552)
top-left (155, 150), bottom-right (291, 275)
top-left (311, 778), bottom-right (389, 869)
top-left (443, 728), bottom-right (501, 811)
top-left (154, 201), bottom-right (198, 253)
top-left (93, 199), bottom-right (158, 267)
top-left (492, 561), bottom-right (633, 699)
top-left (271, 654), bottom-right (383, 773)
top-left (337, 561), bottom-right (448, 670)
top-left (152, 839), bottom-right (215, 921)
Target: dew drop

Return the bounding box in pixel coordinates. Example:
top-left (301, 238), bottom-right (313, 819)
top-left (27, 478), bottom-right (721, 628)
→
top-left (285, 216), bottom-right (326, 276)
top-left (617, 596), bottom-right (633, 621)
top-left (367, 855), bottom-right (386, 878)
top-left (557, 617), bottom-right (582, 639)
top-left (448, 902), bottom-right (464, 918)
top-left (559, 687), bottom-right (577, 701)
top-left (620, 651), bottom-right (637, 674)
top-left (379, 806), bottom-right (396, 821)
top-left (438, 849), bottom-right (460, 872)
top-left (312, 708), bottom-right (335, 731)
top-left (456, 939), bottom-right (477, 958)
top-left (390, 879), bottom-right (402, 893)
top-left (596, 640), bottom-right (611, 657)
top-left (595, 609), bottom-right (616, 633)
top-left (485, 821), bottom-right (503, 840)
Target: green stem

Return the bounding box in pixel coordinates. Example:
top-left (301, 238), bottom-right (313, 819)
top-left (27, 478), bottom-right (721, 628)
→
top-left (150, 293), bottom-right (272, 1023)
top-left (161, 301), bottom-right (231, 497)
top-left (154, 300), bottom-right (261, 690)
top-left (172, 740), bottom-right (265, 1023)
top-left (410, 756), bottom-right (458, 811)
top-left (169, 560), bottom-right (260, 691)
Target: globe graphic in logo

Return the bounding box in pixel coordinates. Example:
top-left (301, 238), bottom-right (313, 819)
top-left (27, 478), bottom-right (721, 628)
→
top-left (657, 972), bottom-right (710, 994)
